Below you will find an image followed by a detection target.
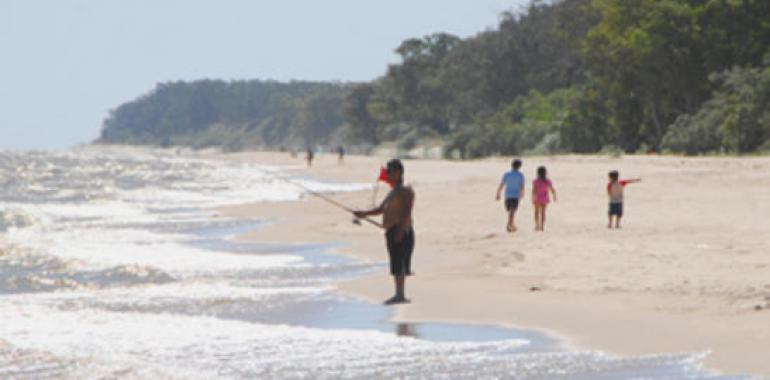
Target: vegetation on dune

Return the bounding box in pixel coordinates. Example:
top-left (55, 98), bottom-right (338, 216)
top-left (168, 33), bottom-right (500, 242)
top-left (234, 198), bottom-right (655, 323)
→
top-left (98, 80), bottom-right (349, 151)
top-left (98, 0), bottom-right (770, 156)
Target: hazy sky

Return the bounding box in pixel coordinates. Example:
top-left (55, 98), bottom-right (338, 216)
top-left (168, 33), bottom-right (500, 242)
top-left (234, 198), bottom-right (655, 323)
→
top-left (0, 0), bottom-right (528, 150)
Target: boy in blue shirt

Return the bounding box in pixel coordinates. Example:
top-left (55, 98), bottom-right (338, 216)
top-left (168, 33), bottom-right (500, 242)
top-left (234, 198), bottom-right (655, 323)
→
top-left (496, 159), bottom-right (525, 232)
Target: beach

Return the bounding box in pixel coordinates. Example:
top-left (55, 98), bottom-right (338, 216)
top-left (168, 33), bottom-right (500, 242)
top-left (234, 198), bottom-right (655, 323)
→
top-left (219, 151), bottom-right (770, 377)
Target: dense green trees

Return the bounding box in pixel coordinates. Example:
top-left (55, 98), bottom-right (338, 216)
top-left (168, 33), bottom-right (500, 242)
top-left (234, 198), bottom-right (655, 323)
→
top-left (100, 0), bottom-right (770, 156)
top-left (340, 0), bottom-right (769, 156)
top-left (582, 0), bottom-right (770, 153)
top-left (98, 80), bottom-right (350, 151)
top-left (662, 63), bottom-right (770, 154)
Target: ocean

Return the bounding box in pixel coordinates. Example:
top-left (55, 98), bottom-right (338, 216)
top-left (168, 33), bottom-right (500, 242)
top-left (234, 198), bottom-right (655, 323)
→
top-left (0, 147), bottom-right (748, 379)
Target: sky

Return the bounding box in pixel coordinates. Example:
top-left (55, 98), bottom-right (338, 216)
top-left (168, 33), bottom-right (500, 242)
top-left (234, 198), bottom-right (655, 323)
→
top-left (0, 0), bottom-right (528, 150)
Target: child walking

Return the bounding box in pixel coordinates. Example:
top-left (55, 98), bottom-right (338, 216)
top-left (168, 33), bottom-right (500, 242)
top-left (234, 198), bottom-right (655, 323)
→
top-left (607, 170), bottom-right (641, 229)
top-left (532, 166), bottom-right (557, 231)
top-left (496, 159), bottom-right (525, 232)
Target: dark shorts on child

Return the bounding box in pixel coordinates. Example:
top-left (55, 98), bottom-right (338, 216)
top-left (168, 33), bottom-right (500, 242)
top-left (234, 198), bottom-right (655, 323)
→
top-left (385, 226), bottom-right (414, 276)
top-left (608, 202), bottom-right (623, 216)
top-left (505, 198), bottom-right (520, 211)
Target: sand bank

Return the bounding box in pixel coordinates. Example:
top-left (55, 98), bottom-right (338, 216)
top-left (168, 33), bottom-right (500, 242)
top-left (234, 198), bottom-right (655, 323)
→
top-left (217, 152), bottom-right (770, 377)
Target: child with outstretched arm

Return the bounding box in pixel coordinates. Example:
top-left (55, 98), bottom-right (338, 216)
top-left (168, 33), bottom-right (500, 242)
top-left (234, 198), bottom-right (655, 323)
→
top-left (607, 170), bottom-right (641, 229)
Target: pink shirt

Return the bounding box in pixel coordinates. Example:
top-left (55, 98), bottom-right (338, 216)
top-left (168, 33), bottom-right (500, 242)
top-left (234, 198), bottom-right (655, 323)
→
top-left (533, 178), bottom-right (552, 204)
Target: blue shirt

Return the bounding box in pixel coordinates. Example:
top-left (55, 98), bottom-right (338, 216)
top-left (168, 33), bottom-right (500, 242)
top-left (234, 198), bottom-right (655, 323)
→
top-left (502, 170), bottom-right (525, 199)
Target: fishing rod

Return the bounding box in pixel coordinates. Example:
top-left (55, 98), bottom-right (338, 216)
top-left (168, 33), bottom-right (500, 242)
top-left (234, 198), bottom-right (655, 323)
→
top-left (263, 169), bottom-right (384, 229)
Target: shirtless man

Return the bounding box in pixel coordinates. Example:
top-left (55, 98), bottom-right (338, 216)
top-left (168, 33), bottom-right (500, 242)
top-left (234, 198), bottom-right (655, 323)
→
top-left (354, 159), bottom-right (415, 304)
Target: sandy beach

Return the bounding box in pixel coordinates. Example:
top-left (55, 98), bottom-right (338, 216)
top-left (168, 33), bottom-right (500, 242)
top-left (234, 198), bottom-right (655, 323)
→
top-left (218, 151), bottom-right (770, 377)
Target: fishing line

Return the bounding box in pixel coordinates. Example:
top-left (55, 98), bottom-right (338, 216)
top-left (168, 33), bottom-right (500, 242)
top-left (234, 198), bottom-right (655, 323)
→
top-left (261, 168), bottom-right (384, 229)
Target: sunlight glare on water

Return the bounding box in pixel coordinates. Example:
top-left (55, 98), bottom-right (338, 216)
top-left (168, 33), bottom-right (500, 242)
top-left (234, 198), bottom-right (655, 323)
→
top-left (0, 147), bottom-right (746, 379)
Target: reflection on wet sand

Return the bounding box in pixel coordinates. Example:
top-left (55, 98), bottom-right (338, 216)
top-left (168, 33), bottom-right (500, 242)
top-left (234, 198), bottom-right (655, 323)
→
top-left (396, 323), bottom-right (419, 338)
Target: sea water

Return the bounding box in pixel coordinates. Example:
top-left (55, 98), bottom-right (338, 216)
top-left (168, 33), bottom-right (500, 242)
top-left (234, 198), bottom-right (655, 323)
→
top-left (0, 147), bottom-right (748, 379)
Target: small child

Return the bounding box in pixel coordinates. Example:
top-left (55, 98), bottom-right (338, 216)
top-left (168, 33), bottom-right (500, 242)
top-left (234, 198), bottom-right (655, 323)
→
top-left (532, 166), bottom-right (557, 231)
top-left (496, 159), bottom-right (525, 232)
top-left (607, 170), bottom-right (641, 229)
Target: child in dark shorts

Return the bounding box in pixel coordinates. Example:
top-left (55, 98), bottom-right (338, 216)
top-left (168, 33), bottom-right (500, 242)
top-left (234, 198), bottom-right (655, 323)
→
top-left (607, 170), bottom-right (641, 229)
top-left (496, 159), bottom-right (525, 232)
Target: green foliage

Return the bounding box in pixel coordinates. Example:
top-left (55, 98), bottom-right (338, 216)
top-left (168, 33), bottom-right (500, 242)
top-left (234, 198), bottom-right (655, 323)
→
top-left (558, 84), bottom-right (611, 153)
top-left (445, 88), bottom-right (580, 158)
top-left (660, 113), bottom-right (724, 155)
top-left (98, 80), bottom-right (350, 149)
top-left (600, 144), bottom-right (624, 158)
top-left (662, 64), bottom-right (770, 154)
top-left (342, 83), bottom-right (379, 143)
top-left (583, 0), bottom-right (770, 152)
top-left (101, 0), bottom-right (770, 156)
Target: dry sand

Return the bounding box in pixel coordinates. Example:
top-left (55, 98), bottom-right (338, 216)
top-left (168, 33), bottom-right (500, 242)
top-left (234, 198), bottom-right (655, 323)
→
top-left (217, 152), bottom-right (770, 377)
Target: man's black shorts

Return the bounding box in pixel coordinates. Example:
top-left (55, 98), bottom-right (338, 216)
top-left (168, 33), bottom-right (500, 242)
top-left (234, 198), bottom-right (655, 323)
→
top-left (385, 226), bottom-right (414, 276)
top-left (608, 202), bottom-right (623, 216)
top-left (505, 198), bottom-right (520, 212)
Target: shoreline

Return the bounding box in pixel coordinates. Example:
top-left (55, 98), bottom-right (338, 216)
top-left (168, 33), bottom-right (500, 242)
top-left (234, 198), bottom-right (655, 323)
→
top-left (217, 151), bottom-right (770, 377)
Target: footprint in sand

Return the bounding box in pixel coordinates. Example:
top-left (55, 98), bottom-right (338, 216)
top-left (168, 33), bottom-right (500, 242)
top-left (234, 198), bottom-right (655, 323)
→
top-left (482, 251), bottom-right (525, 273)
top-left (483, 251), bottom-right (525, 261)
top-left (510, 251), bottom-right (525, 262)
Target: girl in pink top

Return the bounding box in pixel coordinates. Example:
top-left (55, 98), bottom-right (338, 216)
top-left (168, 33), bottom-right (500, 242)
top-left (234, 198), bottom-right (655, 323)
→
top-left (532, 166), bottom-right (557, 231)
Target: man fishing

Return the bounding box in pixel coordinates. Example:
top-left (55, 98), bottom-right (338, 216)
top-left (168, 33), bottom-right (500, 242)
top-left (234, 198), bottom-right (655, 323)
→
top-left (354, 159), bottom-right (415, 305)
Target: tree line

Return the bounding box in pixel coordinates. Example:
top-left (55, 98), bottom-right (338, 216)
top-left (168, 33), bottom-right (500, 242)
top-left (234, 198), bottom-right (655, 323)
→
top-left (98, 80), bottom-right (349, 151)
top-left (99, 0), bottom-right (770, 156)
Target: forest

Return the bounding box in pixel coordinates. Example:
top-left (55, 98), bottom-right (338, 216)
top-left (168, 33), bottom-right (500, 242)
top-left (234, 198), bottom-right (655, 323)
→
top-left (98, 80), bottom-right (350, 151)
top-left (98, 0), bottom-right (770, 156)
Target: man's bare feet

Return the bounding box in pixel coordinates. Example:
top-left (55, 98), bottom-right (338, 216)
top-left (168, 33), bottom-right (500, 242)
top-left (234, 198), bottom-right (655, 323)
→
top-left (384, 296), bottom-right (410, 305)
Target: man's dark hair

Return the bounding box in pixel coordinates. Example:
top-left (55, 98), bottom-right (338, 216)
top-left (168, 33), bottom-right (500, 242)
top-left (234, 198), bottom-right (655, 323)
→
top-left (387, 159), bottom-right (404, 174)
top-left (512, 159), bottom-right (522, 170)
top-left (609, 170), bottom-right (619, 180)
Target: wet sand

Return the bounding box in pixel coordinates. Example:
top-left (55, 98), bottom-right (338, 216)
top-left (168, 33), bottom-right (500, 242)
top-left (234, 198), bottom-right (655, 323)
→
top-left (217, 151), bottom-right (770, 377)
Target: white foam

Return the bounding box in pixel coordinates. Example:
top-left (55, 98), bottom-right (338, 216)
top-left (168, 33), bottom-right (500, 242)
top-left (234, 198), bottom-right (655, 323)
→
top-left (0, 301), bottom-right (718, 379)
top-left (0, 207), bottom-right (38, 232)
top-left (5, 281), bottom-right (331, 307)
top-left (0, 303), bottom-right (531, 379)
top-left (20, 232), bottom-right (302, 273)
top-left (5, 201), bottom-right (159, 225)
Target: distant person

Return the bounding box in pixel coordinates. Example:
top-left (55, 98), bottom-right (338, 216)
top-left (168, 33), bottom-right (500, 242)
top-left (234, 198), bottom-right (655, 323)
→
top-left (496, 159), bottom-right (525, 232)
top-left (607, 170), bottom-right (641, 229)
top-left (532, 166), bottom-right (557, 231)
top-left (337, 145), bottom-right (345, 164)
top-left (305, 147), bottom-right (314, 168)
top-left (354, 159), bottom-right (415, 305)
